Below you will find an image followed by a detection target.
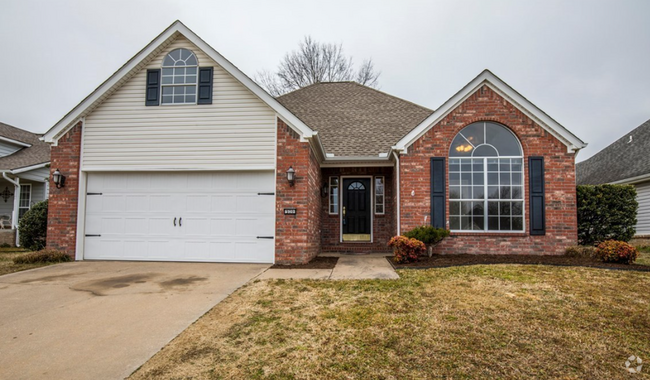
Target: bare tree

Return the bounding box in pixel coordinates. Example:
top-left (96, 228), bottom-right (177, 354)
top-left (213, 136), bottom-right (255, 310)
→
top-left (255, 36), bottom-right (380, 96)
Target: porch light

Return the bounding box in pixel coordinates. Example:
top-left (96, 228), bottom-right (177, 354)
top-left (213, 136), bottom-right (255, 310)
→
top-left (321, 183), bottom-right (328, 197)
top-left (52, 169), bottom-right (65, 188)
top-left (286, 166), bottom-right (295, 186)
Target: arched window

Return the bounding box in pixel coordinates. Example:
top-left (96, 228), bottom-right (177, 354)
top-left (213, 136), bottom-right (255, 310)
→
top-left (161, 48), bottom-right (198, 104)
top-left (448, 121), bottom-right (524, 232)
top-left (347, 181), bottom-right (366, 190)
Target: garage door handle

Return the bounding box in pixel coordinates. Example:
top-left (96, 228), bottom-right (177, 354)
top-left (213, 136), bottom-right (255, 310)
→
top-left (173, 217), bottom-right (176, 226)
top-left (179, 217), bottom-right (182, 227)
top-left (256, 236), bottom-right (274, 239)
top-left (85, 234), bottom-right (101, 237)
top-left (258, 192), bottom-right (275, 195)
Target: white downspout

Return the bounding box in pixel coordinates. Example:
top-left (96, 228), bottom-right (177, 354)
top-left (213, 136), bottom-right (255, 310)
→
top-left (392, 151), bottom-right (401, 235)
top-left (3, 172), bottom-right (20, 246)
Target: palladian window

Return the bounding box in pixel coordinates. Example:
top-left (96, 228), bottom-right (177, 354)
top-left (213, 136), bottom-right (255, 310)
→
top-left (161, 48), bottom-right (198, 104)
top-left (449, 121), bottom-right (524, 232)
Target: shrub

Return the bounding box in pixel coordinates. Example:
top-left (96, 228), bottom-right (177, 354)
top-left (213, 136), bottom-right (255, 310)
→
top-left (388, 236), bottom-right (426, 264)
top-left (18, 200), bottom-right (48, 251)
top-left (13, 249), bottom-right (72, 264)
top-left (564, 245), bottom-right (596, 258)
top-left (403, 226), bottom-right (450, 245)
top-left (0, 243), bottom-right (11, 248)
top-left (577, 185), bottom-right (637, 246)
top-left (594, 240), bottom-right (637, 264)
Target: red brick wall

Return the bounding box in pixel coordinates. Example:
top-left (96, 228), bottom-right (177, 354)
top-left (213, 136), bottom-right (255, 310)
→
top-left (46, 121), bottom-right (83, 257)
top-left (321, 167), bottom-right (394, 253)
top-left (400, 85), bottom-right (577, 255)
top-left (275, 118), bottom-right (322, 264)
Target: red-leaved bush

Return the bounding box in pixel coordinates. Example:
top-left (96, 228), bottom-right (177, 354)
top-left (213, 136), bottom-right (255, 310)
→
top-left (388, 236), bottom-right (426, 264)
top-left (595, 240), bottom-right (637, 264)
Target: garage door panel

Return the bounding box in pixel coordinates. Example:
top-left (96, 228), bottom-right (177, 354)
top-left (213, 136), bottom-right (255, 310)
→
top-left (211, 196), bottom-right (236, 212)
top-left (210, 218), bottom-right (235, 236)
top-left (186, 195), bottom-right (210, 213)
top-left (124, 218), bottom-right (147, 235)
top-left (84, 171), bottom-right (275, 263)
top-left (183, 218), bottom-right (210, 236)
top-left (125, 195), bottom-right (148, 212)
top-left (236, 240), bottom-right (273, 262)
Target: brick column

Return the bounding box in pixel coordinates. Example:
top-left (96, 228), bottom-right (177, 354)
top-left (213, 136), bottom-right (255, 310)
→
top-left (46, 121), bottom-right (82, 257)
top-left (275, 118), bottom-right (322, 264)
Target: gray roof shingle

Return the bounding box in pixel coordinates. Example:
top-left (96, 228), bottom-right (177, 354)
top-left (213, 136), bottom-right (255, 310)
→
top-left (0, 122), bottom-right (50, 171)
top-left (276, 82), bottom-right (433, 157)
top-left (576, 119), bottom-right (650, 185)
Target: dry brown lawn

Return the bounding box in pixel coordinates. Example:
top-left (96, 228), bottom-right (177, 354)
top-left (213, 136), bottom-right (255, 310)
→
top-left (0, 247), bottom-right (50, 276)
top-left (130, 265), bottom-right (650, 380)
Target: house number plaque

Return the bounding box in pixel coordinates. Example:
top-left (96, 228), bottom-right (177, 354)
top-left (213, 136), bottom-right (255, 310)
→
top-left (284, 208), bottom-right (297, 216)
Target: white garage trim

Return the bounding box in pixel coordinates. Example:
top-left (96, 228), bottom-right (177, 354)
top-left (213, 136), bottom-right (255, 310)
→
top-left (80, 171), bottom-right (276, 263)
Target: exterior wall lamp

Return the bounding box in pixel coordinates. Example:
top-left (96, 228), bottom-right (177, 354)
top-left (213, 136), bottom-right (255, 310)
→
top-left (286, 166), bottom-right (295, 186)
top-left (52, 169), bottom-right (66, 188)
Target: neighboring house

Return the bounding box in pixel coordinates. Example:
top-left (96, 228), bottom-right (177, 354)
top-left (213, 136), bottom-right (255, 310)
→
top-left (577, 119), bottom-right (650, 236)
top-left (0, 122), bottom-right (50, 245)
top-left (42, 21), bottom-right (587, 264)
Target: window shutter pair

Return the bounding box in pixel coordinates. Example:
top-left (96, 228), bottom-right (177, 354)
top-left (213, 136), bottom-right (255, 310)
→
top-left (145, 67), bottom-right (213, 106)
top-left (429, 156), bottom-right (546, 234)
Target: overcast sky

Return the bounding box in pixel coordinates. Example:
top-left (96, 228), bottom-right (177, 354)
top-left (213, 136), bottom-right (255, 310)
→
top-left (1, 0), bottom-right (648, 161)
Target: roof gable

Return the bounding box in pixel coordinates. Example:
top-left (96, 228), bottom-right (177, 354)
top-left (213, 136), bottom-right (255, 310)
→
top-left (577, 119), bottom-right (650, 184)
top-left (393, 70), bottom-right (587, 153)
top-left (42, 21), bottom-right (314, 144)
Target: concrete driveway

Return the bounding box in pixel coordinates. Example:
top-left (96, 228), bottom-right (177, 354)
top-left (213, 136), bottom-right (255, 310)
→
top-left (0, 261), bottom-right (268, 380)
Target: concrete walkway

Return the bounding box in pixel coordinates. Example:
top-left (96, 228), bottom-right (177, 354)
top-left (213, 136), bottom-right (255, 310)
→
top-left (0, 261), bottom-right (268, 380)
top-left (257, 254), bottom-right (399, 280)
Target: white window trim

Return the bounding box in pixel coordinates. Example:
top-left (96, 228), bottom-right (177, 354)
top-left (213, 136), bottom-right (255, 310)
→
top-left (161, 48), bottom-right (199, 105)
top-left (339, 175), bottom-right (374, 243)
top-left (328, 176), bottom-right (339, 215)
top-left (18, 184), bottom-right (31, 219)
top-left (374, 176), bottom-right (385, 215)
top-left (448, 157), bottom-right (525, 233)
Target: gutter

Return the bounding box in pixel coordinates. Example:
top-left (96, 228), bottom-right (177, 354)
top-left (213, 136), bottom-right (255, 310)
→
top-left (2, 172), bottom-right (20, 247)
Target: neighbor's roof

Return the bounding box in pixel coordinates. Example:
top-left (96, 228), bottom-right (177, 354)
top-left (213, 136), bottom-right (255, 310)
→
top-left (0, 122), bottom-right (50, 171)
top-left (577, 118), bottom-right (650, 185)
top-left (277, 82), bottom-right (433, 157)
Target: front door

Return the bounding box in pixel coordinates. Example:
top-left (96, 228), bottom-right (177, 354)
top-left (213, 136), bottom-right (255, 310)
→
top-left (342, 178), bottom-right (371, 241)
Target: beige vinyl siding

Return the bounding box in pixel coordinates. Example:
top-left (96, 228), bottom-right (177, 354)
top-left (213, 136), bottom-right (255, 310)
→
top-left (82, 36), bottom-right (276, 170)
top-left (635, 181), bottom-right (650, 235)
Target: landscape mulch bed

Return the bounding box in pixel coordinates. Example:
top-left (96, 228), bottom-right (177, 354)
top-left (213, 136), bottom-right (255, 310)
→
top-left (388, 254), bottom-right (650, 272)
top-left (271, 256), bottom-right (338, 269)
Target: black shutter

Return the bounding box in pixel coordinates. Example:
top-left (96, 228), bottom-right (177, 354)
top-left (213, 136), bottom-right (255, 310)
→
top-left (198, 67), bottom-right (213, 104)
top-left (430, 157), bottom-right (446, 228)
top-left (145, 69), bottom-right (160, 106)
top-left (529, 156), bottom-right (545, 235)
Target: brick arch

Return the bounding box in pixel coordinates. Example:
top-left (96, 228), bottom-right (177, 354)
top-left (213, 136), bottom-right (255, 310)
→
top-left (446, 119), bottom-right (527, 159)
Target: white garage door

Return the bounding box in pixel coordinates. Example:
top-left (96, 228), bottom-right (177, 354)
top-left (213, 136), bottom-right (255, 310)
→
top-left (83, 171), bottom-right (275, 263)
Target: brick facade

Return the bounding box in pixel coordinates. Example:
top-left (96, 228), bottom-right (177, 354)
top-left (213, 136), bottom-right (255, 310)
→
top-left (321, 167), bottom-right (394, 253)
top-left (400, 85), bottom-right (577, 255)
top-left (275, 118), bottom-right (322, 264)
top-left (46, 121), bottom-right (82, 257)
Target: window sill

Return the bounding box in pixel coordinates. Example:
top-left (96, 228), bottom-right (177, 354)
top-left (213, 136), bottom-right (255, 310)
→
top-left (450, 231), bottom-right (528, 237)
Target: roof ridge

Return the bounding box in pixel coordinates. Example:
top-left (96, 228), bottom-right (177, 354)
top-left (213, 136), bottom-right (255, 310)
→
top-left (347, 81), bottom-right (434, 113)
top-left (277, 81), bottom-right (434, 113)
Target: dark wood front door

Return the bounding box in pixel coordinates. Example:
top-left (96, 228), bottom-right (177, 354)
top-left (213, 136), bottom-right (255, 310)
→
top-left (342, 178), bottom-right (371, 240)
